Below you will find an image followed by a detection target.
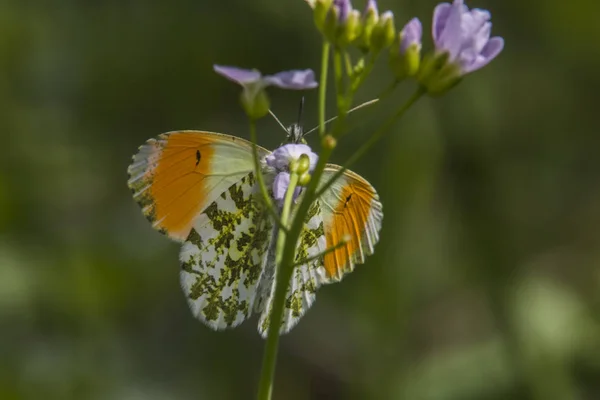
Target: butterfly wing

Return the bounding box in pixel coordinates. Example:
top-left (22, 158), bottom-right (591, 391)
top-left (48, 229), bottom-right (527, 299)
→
top-left (127, 130), bottom-right (270, 241)
top-left (180, 172), bottom-right (274, 329)
top-left (317, 165), bottom-right (383, 282)
top-left (128, 130), bottom-right (274, 330)
top-left (256, 166), bottom-right (382, 336)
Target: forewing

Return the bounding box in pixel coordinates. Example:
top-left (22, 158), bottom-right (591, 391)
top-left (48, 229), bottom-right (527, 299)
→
top-left (257, 200), bottom-right (327, 337)
top-left (317, 165), bottom-right (383, 282)
top-left (127, 130), bottom-right (270, 241)
top-left (180, 173), bottom-right (273, 330)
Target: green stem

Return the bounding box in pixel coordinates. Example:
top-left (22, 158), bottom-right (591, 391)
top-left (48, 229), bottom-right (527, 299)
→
top-left (255, 143), bottom-right (335, 399)
top-left (318, 42), bottom-right (330, 138)
top-left (315, 87), bottom-right (425, 199)
top-left (256, 42), bottom-right (336, 400)
top-left (256, 171), bottom-right (299, 400)
top-left (333, 49), bottom-right (346, 118)
top-left (250, 120), bottom-right (288, 233)
top-left (351, 52), bottom-right (377, 93)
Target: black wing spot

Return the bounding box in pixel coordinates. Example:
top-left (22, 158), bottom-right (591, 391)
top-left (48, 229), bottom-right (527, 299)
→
top-left (344, 193), bottom-right (353, 207)
top-left (195, 150), bottom-right (201, 166)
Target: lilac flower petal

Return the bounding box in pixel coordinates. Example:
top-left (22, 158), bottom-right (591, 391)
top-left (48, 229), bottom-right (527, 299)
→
top-left (267, 144), bottom-right (318, 171)
top-left (213, 65), bottom-right (262, 85)
top-left (463, 9), bottom-right (491, 35)
top-left (333, 0), bottom-right (352, 23)
top-left (263, 69), bottom-right (318, 90)
top-left (432, 3), bottom-right (452, 43)
top-left (464, 36), bottom-right (504, 73)
top-left (272, 172), bottom-right (303, 204)
top-left (364, 0), bottom-right (378, 15)
top-left (439, 0), bottom-right (465, 60)
top-left (273, 172), bottom-right (290, 203)
top-left (400, 18), bottom-right (422, 53)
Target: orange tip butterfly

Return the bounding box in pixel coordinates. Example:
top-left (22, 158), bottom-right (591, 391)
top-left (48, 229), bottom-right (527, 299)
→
top-left (127, 128), bottom-right (382, 337)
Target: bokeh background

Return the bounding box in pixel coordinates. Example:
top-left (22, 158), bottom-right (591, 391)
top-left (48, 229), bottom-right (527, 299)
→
top-left (2, 0), bottom-right (600, 399)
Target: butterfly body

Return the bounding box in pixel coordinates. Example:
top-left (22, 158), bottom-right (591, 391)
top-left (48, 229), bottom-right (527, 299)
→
top-left (128, 130), bottom-right (382, 336)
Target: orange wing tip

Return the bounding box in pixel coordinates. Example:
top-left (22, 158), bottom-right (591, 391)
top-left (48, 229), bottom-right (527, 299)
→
top-left (323, 181), bottom-right (383, 282)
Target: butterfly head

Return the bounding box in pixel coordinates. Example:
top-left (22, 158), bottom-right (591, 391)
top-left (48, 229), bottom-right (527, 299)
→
top-left (285, 122), bottom-right (306, 144)
top-left (283, 96), bottom-right (307, 145)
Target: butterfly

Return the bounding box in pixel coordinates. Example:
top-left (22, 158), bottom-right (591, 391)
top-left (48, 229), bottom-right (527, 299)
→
top-left (127, 128), bottom-right (383, 337)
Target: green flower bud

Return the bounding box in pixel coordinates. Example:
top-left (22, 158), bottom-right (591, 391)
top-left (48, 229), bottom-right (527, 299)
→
top-left (313, 0), bottom-right (333, 33)
top-left (389, 18), bottom-right (422, 80)
top-left (296, 153), bottom-right (311, 175)
top-left (370, 11), bottom-right (395, 52)
top-left (356, 1), bottom-right (378, 51)
top-left (322, 134), bottom-right (337, 150)
top-left (341, 10), bottom-right (362, 46)
top-left (298, 172), bottom-right (311, 186)
top-left (240, 84), bottom-right (270, 120)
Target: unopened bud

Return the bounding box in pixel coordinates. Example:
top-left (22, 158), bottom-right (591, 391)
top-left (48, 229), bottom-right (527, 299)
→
top-left (298, 172), bottom-right (312, 186)
top-left (297, 153), bottom-right (311, 174)
top-left (322, 134), bottom-right (337, 150)
top-left (313, 0), bottom-right (333, 33)
top-left (240, 84), bottom-right (270, 120)
top-left (370, 11), bottom-right (395, 52)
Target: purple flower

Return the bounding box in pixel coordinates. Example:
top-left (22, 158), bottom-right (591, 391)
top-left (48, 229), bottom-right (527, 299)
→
top-left (214, 65), bottom-right (317, 119)
top-left (432, 0), bottom-right (503, 74)
top-left (272, 173), bottom-right (301, 204)
top-left (265, 144), bottom-right (318, 172)
top-left (364, 0), bottom-right (378, 17)
top-left (333, 0), bottom-right (352, 23)
top-left (400, 18), bottom-right (422, 54)
top-left (214, 65), bottom-right (318, 90)
top-left (389, 18), bottom-right (422, 80)
top-left (265, 144), bottom-right (318, 204)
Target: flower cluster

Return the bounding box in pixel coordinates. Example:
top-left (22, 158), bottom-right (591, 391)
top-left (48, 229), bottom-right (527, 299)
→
top-left (306, 0), bottom-right (503, 94)
top-left (265, 144), bottom-right (318, 204)
top-left (214, 0), bottom-right (504, 218)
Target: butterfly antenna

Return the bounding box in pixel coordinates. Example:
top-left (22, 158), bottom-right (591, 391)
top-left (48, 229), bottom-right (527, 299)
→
top-left (304, 98), bottom-right (380, 136)
top-left (268, 109), bottom-right (289, 133)
top-left (297, 96), bottom-right (305, 128)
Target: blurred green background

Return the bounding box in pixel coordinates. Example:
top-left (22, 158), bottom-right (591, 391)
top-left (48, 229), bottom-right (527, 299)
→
top-left (2, 0), bottom-right (600, 399)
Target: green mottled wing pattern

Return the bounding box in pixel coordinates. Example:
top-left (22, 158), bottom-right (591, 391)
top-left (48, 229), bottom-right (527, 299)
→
top-left (257, 200), bottom-right (327, 337)
top-left (179, 172), bottom-right (274, 329)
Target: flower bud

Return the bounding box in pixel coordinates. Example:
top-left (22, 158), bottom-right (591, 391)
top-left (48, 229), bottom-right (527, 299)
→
top-left (296, 153), bottom-right (312, 175)
top-left (298, 172), bottom-right (312, 186)
top-left (370, 11), bottom-right (395, 52)
top-left (313, 0), bottom-right (334, 33)
top-left (322, 134), bottom-right (337, 150)
top-left (356, 0), bottom-right (379, 51)
top-left (389, 18), bottom-right (422, 81)
top-left (340, 9), bottom-right (362, 46)
top-left (240, 84), bottom-right (270, 120)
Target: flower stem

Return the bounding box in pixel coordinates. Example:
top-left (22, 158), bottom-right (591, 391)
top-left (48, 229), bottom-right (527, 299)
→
top-left (333, 49), bottom-right (347, 118)
top-left (255, 42), bottom-right (335, 400)
top-left (315, 87), bottom-right (425, 198)
top-left (318, 41), bottom-right (330, 138)
top-left (256, 171), bottom-right (299, 400)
